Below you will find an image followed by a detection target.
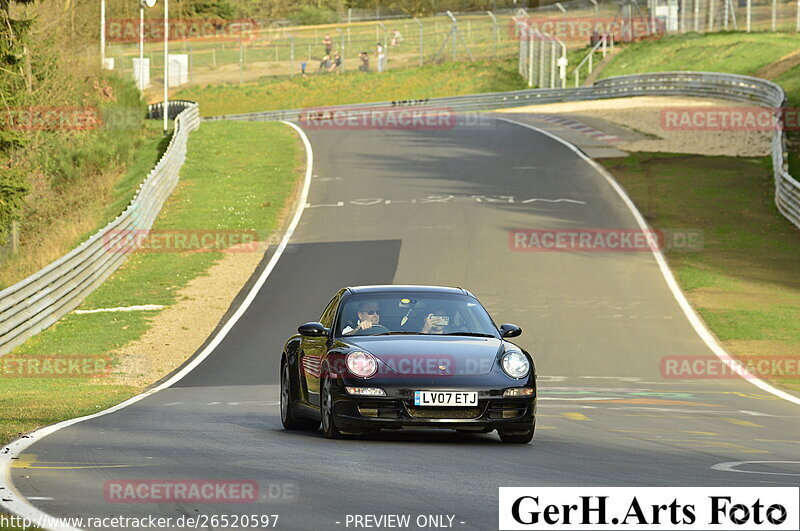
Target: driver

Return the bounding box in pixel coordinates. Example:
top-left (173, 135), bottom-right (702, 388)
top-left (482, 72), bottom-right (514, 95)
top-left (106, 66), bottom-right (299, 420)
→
top-left (342, 302), bottom-right (382, 335)
top-left (421, 308), bottom-right (451, 334)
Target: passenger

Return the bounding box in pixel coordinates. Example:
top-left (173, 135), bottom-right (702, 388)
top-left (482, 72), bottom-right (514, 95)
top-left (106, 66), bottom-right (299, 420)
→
top-left (421, 308), bottom-right (451, 334)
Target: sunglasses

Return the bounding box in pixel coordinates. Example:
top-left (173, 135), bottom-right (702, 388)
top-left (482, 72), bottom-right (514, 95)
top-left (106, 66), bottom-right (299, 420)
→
top-left (360, 309), bottom-right (380, 315)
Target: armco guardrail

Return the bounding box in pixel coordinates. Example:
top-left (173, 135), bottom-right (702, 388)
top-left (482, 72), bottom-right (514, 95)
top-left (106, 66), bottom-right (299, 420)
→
top-left (207, 72), bottom-right (799, 231)
top-left (0, 101), bottom-right (200, 357)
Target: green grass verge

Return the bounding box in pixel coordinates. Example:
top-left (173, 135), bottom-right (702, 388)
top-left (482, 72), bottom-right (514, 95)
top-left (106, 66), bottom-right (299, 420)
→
top-left (0, 121), bottom-right (301, 444)
top-left (600, 32), bottom-right (800, 78)
top-left (599, 153), bottom-right (800, 390)
top-left (175, 57), bottom-right (526, 116)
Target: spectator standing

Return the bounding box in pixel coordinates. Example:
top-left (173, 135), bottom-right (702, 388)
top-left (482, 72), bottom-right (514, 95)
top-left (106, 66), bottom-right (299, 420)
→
top-left (376, 42), bottom-right (386, 73)
top-left (358, 51), bottom-right (370, 72)
top-left (323, 34), bottom-right (333, 55)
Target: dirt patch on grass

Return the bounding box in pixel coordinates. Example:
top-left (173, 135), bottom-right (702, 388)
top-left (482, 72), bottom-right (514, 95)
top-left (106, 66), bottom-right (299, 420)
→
top-left (756, 49), bottom-right (800, 80)
top-left (499, 96), bottom-right (772, 157)
top-left (110, 242), bottom-right (268, 387)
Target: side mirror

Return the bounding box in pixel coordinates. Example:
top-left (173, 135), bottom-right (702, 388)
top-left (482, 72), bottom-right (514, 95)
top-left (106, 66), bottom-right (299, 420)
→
top-left (298, 322), bottom-right (329, 337)
top-left (499, 323), bottom-right (522, 338)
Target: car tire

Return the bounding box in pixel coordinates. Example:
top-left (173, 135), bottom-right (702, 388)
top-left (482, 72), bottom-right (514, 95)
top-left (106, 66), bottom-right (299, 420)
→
top-left (320, 377), bottom-right (343, 439)
top-left (281, 362), bottom-right (319, 431)
top-left (498, 421), bottom-right (535, 444)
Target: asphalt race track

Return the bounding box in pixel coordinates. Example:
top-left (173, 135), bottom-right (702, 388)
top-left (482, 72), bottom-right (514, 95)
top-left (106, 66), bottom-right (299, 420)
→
top-left (8, 116), bottom-right (800, 530)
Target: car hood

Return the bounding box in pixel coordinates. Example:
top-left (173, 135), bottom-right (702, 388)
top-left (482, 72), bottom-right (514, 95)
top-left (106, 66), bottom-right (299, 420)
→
top-left (340, 336), bottom-right (504, 376)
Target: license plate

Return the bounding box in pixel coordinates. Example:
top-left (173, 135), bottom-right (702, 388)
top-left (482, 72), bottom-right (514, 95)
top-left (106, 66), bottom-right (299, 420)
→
top-left (414, 391), bottom-right (478, 406)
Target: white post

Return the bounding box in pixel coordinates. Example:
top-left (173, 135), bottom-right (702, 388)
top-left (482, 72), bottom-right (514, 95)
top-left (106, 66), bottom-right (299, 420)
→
top-left (747, 0), bottom-right (752, 31)
top-left (163, 0), bottom-right (169, 135)
top-left (139, 5), bottom-right (144, 91)
top-left (100, 0), bottom-right (106, 68)
top-left (694, 0), bottom-right (700, 31)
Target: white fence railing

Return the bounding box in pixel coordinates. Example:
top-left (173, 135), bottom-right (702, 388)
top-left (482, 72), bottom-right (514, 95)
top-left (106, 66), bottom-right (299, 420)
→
top-left (207, 72), bottom-right (799, 230)
top-left (0, 101), bottom-right (200, 357)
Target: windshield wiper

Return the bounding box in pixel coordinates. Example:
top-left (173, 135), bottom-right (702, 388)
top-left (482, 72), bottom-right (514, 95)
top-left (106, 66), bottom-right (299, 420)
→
top-left (443, 332), bottom-right (496, 338)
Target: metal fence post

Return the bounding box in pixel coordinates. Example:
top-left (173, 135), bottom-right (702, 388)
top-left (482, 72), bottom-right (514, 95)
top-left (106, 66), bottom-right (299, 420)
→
top-left (772, 0), bottom-right (777, 30)
top-left (723, 0), bottom-right (729, 29)
top-left (413, 18), bottom-right (423, 65)
top-left (708, 0), bottom-right (715, 31)
top-left (796, 0), bottom-right (800, 31)
top-left (487, 11), bottom-right (498, 59)
top-left (538, 35), bottom-right (545, 88)
top-left (695, 0), bottom-right (701, 31)
top-left (337, 28), bottom-right (345, 71)
top-left (528, 29), bottom-right (534, 87)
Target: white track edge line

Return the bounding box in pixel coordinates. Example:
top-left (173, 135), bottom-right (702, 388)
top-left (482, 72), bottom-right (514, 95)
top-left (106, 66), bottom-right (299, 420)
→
top-left (497, 116), bottom-right (800, 407)
top-left (0, 121), bottom-right (314, 530)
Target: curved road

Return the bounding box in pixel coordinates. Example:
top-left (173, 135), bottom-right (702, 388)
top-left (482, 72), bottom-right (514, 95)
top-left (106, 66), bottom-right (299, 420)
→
top-left (5, 115), bottom-right (800, 530)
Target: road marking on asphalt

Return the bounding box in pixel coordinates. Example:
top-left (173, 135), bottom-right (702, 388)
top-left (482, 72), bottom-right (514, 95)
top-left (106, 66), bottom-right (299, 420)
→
top-left (561, 412), bottom-right (590, 421)
top-left (711, 460), bottom-right (800, 476)
top-left (305, 195), bottom-right (587, 208)
top-left (584, 398), bottom-right (721, 407)
top-left (683, 431), bottom-right (721, 436)
top-left (721, 418), bottom-right (765, 428)
top-left (11, 455), bottom-right (151, 470)
top-left (26, 497), bottom-right (53, 501)
top-left (498, 117), bottom-right (800, 408)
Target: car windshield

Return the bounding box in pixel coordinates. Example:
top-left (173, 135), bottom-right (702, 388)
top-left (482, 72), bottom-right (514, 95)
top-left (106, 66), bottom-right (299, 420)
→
top-left (335, 293), bottom-right (499, 337)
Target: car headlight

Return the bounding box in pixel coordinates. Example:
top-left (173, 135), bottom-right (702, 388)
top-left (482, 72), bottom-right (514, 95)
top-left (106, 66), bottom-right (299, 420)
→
top-left (501, 351), bottom-right (530, 379)
top-left (346, 351), bottom-right (378, 378)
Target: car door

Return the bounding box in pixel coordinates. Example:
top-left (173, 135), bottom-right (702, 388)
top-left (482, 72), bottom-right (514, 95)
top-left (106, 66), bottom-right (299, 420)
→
top-left (299, 294), bottom-right (340, 407)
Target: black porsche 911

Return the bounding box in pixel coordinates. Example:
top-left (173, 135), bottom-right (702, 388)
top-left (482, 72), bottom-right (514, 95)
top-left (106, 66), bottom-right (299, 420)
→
top-left (279, 285), bottom-right (537, 443)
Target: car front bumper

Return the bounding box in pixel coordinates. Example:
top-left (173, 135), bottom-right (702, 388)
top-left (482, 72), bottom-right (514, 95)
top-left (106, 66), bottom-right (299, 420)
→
top-left (330, 378), bottom-right (537, 432)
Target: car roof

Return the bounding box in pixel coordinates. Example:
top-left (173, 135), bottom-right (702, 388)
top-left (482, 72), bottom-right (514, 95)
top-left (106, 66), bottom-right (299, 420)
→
top-left (345, 285), bottom-right (473, 297)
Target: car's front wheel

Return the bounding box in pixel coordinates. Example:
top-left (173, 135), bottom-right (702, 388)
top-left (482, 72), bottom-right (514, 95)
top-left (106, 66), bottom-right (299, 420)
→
top-left (281, 362), bottom-right (318, 431)
top-left (498, 421), bottom-right (535, 444)
top-left (320, 377), bottom-right (343, 439)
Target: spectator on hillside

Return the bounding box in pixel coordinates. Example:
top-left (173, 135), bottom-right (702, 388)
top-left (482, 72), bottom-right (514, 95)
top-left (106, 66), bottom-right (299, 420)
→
top-left (328, 53), bottom-right (342, 73)
top-left (358, 51), bottom-right (370, 72)
top-left (376, 42), bottom-right (386, 73)
top-left (319, 55), bottom-right (331, 72)
top-left (390, 29), bottom-right (403, 46)
top-left (323, 33), bottom-right (333, 55)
